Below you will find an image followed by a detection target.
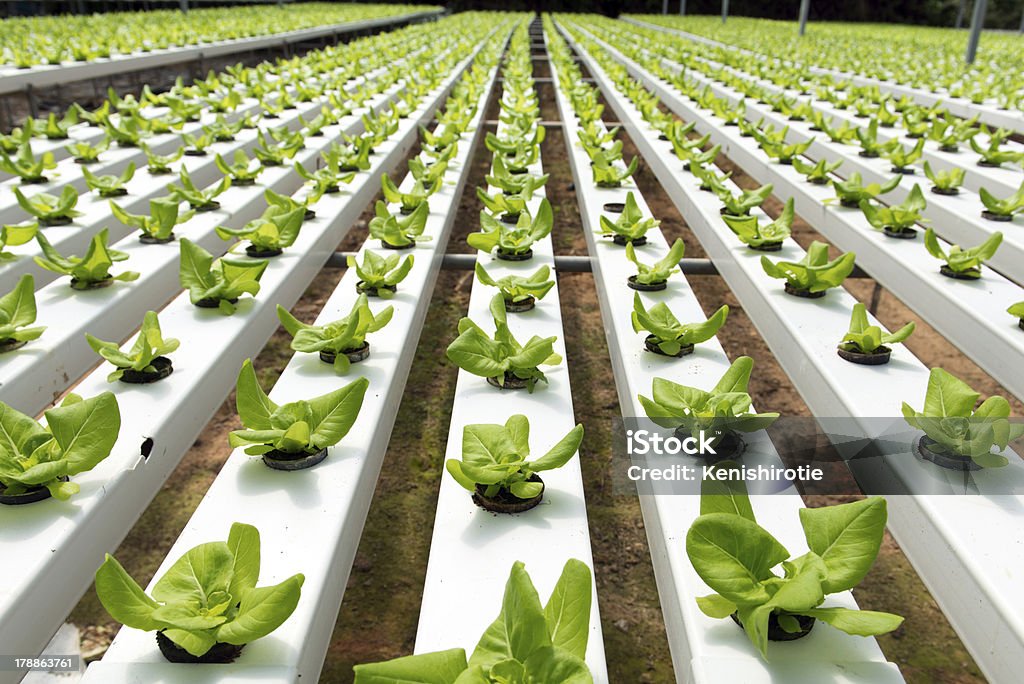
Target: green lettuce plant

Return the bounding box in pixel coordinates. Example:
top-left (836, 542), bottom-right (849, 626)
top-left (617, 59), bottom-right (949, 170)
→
top-left (625, 238), bottom-right (685, 288)
top-left (884, 138), bottom-right (925, 173)
top-left (831, 173), bottom-right (901, 208)
top-left (632, 294), bottom-right (728, 357)
top-left (686, 475), bottom-right (902, 659)
top-left (381, 174), bottom-right (438, 215)
top-left (761, 241), bottom-right (856, 297)
top-left (639, 357), bottom-right (778, 451)
top-left (970, 135), bottom-right (1024, 169)
top-left (111, 197), bottom-right (193, 243)
top-left (923, 228), bottom-right (1002, 280)
top-left (446, 294), bottom-right (561, 393)
top-left (838, 303), bottom-right (914, 356)
top-left (347, 251), bottom-right (413, 299)
top-left (591, 150), bottom-right (638, 188)
top-left (276, 295), bottom-right (393, 373)
top-left (216, 206), bottom-right (305, 257)
top-left (0, 275), bottom-right (46, 350)
top-left (35, 228), bottom-right (140, 290)
top-left (486, 155), bottom-right (549, 195)
top-left (228, 358), bottom-right (368, 457)
top-left (902, 368), bottom-right (1024, 468)
top-left (368, 201), bottom-right (431, 249)
top-left (596, 192), bottom-right (660, 245)
top-left (475, 263), bottom-right (554, 309)
top-left (979, 182), bottom-right (1024, 221)
top-left (82, 162), bottom-right (136, 198)
top-left (215, 150), bottom-right (264, 186)
top-left (923, 162), bottom-right (965, 196)
top-left (353, 560), bottom-right (594, 683)
top-left (0, 221), bottom-right (39, 259)
top-left (295, 158), bottom-right (355, 195)
top-left (142, 144), bottom-right (183, 175)
top-left (179, 238), bottom-right (267, 314)
top-left (468, 199), bottom-right (553, 259)
top-left (0, 391), bottom-right (120, 501)
top-left (66, 137), bottom-right (109, 165)
top-left (14, 186), bottom-right (82, 226)
top-left (0, 142), bottom-right (56, 183)
top-left (722, 198), bottom-right (793, 250)
top-left (167, 167), bottom-right (231, 211)
top-left (1008, 301), bottom-right (1024, 329)
top-left (717, 183), bottom-right (773, 218)
top-left (446, 415), bottom-right (584, 504)
top-left (792, 157), bottom-right (842, 185)
top-left (95, 522), bottom-right (304, 660)
top-left (86, 310), bottom-right (179, 382)
top-left (858, 184), bottom-right (927, 237)
top-left (34, 109), bottom-right (79, 140)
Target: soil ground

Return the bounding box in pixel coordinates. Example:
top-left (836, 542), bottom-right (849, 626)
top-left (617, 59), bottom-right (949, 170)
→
top-left (65, 26), bottom-right (1006, 684)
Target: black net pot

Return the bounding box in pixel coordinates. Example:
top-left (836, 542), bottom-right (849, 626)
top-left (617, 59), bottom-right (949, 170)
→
top-left (505, 296), bottom-right (536, 313)
top-left (883, 226), bottom-right (917, 239)
top-left (120, 356), bottom-right (174, 384)
top-left (837, 345), bottom-right (892, 366)
top-left (472, 475), bottom-right (544, 514)
top-left (981, 211), bottom-right (1013, 222)
top-left (195, 297), bottom-right (239, 309)
top-left (603, 202), bottom-right (625, 214)
top-left (730, 612), bottom-right (815, 642)
top-left (319, 342), bottom-right (370, 366)
top-left (487, 371), bottom-right (529, 390)
top-left (644, 335), bottom-right (693, 358)
top-left (914, 435), bottom-right (982, 472)
top-left (356, 281), bottom-right (397, 298)
top-left (0, 338), bottom-right (27, 354)
top-left (246, 245), bottom-right (283, 258)
top-left (784, 282), bottom-right (826, 299)
top-left (139, 233), bottom-right (176, 244)
top-left (939, 265), bottom-right (981, 280)
top-left (70, 277), bottom-right (113, 291)
top-left (156, 631), bottom-right (244, 664)
top-left (497, 248), bottom-right (533, 262)
top-left (748, 241), bottom-right (783, 252)
top-left (193, 201), bottom-right (221, 213)
top-left (628, 276), bottom-right (667, 292)
top-left (381, 240), bottom-right (415, 251)
top-left (262, 447), bottom-right (329, 471)
top-left (612, 235), bottom-right (647, 247)
top-left (930, 186), bottom-right (959, 196)
top-left (0, 476), bottom-right (69, 506)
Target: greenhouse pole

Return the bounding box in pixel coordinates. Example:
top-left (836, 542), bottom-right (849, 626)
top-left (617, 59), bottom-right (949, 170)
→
top-left (965, 0), bottom-right (987, 64)
top-left (179, 0), bottom-right (188, 13)
top-left (722, 0), bottom-right (729, 23)
top-left (955, 0), bottom-right (967, 29)
top-left (662, 0), bottom-right (668, 14)
top-left (798, 0), bottom-right (810, 36)
top-left (679, 0), bottom-right (686, 15)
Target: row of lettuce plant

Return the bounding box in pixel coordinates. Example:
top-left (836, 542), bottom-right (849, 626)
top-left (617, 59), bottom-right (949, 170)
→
top-left (42, 14), bottom-right (510, 668)
top-left (545, 16), bottom-right (907, 663)
top-left (573, 17), bottom-right (1023, 334)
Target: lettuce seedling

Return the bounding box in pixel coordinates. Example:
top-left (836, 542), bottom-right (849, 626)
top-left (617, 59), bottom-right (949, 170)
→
top-left (639, 356), bottom-right (778, 452)
top-left (353, 560), bottom-right (594, 682)
top-left (216, 206), bottom-right (305, 257)
top-left (970, 135), bottom-right (1024, 169)
top-left (468, 199), bottom-right (553, 259)
top-left (82, 162), bottom-right (136, 198)
top-left (15, 186), bottom-right (82, 226)
top-left (761, 241), bottom-right (856, 297)
top-left (66, 137), bottom-right (109, 165)
top-left (486, 155), bottom-right (549, 195)
top-left (831, 173), bottom-right (901, 208)
top-left (35, 228), bottom-right (139, 290)
top-left (141, 144), bottom-right (183, 175)
top-left (253, 130), bottom-right (302, 167)
top-left (276, 295), bottom-right (393, 373)
top-left (95, 522), bottom-right (304, 659)
top-left (885, 138), bottom-right (925, 173)
top-left (591, 151), bottom-right (638, 188)
top-left (407, 156), bottom-right (449, 188)
top-left (792, 157), bottom-right (843, 185)
top-left (979, 182), bottom-right (1024, 221)
top-left (215, 150), bottom-right (264, 186)
top-left (111, 197), bottom-right (193, 243)
top-left (839, 303), bottom-right (914, 356)
top-left (34, 109), bottom-right (79, 140)
top-left (632, 293), bottom-right (728, 356)
top-left (179, 238), bottom-right (267, 314)
top-left (475, 263), bottom-right (554, 308)
top-left (446, 414), bottom-right (583, 503)
top-left (859, 184), bottom-right (928, 237)
top-left (923, 228), bottom-right (1002, 280)
top-left (87, 310), bottom-right (179, 382)
top-left (0, 275), bottom-right (46, 349)
top-left (446, 294), bottom-right (562, 392)
top-left (347, 251), bottom-right (413, 299)
top-left (0, 142), bottom-right (57, 183)
top-left (295, 158), bottom-right (355, 196)
top-left (902, 368), bottom-right (1024, 468)
top-left (381, 174), bottom-right (438, 215)
top-left (1008, 301), bottom-right (1024, 329)
top-left (182, 132), bottom-right (214, 156)
top-left (686, 475), bottom-right (902, 659)
top-left (228, 359), bottom-right (368, 456)
top-left (102, 115), bottom-right (151, 148)
top-left (761, 136), bottom-right (813, 165)
top-left (723, 198), bottom-right (793, 250)
top-left (0, 391), bottom-right (120, 501)
top-left (923, 162), bottom-right (965, 196)
top-left (625, 238), bottom-right (685, 288)
top-left (167, 167), bottom-right (232, 212)
top-left (0, 221), bottom-right (39, 259)
top-left (691, 161), bottom-right (732, 194)
top-left (597, 192), bottom-right (660, 245)
top-left (717, 183), bottom-right (773, 218)
top-left (368, 201), bottom-right (431, 249)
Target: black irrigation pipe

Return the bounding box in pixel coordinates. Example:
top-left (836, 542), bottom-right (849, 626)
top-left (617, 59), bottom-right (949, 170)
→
top-left (325, 251), bottom-right (872, 279)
